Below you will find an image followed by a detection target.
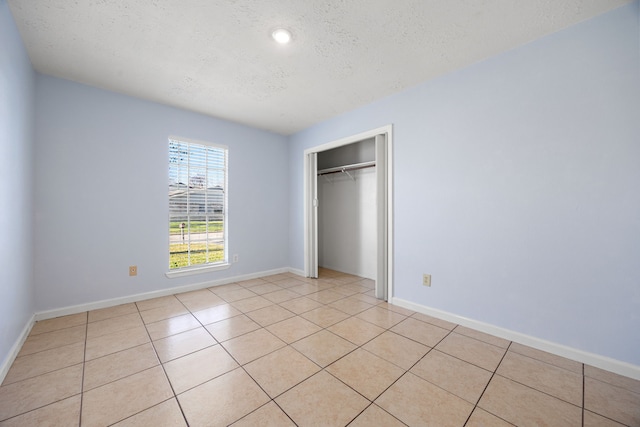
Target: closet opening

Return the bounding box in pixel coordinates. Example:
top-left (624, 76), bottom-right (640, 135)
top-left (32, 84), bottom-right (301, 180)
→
top-left (303, 125), bottom-right (393, 301)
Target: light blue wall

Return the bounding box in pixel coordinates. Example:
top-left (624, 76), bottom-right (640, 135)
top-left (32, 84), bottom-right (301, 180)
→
top-left (34, 76), bottom-right (289, 311)
top-left (289, 3), bottom-right (640, 365)
top-left (0, 0), bottom-right (35, 368)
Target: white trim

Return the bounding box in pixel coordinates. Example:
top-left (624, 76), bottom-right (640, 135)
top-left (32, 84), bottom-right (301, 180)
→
top-left (168, 135), bottom-right (228, 150)
top-left (0, 314), bottom-right (36, 384)
top-left (165, 262), bottom-right (230, 278)
top-left (392, 297), bottom-right (640, 381)
top-left (35, 267), bottom-right (289, 321)
top-left (287, 267), bottom-right (305, 277)
top-left (302, 125), bottom-right (393, 156)
top-left (303, 125), bottom-right (394, 300)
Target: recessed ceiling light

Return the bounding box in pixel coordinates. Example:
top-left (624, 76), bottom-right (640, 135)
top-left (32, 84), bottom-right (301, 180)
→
top-left (272, 28), bottom-right (292, 44)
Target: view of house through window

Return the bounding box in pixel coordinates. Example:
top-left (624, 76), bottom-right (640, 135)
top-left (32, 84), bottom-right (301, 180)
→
top-left (169, 138), bottom-right (227, 270)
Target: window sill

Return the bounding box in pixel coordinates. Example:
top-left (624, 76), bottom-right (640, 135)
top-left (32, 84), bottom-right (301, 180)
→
top-left (165, 263), bottom-right (230, 278)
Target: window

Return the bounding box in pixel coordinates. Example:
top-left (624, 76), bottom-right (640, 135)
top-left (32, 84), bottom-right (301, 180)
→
top-left (168, 137), bottom-right (228, 272)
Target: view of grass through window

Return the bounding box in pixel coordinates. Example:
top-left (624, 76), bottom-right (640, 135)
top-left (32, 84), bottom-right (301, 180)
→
top-left (169, 139), bottom-right (227, 269)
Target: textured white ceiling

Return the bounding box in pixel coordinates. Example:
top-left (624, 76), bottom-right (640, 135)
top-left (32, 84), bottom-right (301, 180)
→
top-left (7, 0), bottom-right (631, 135)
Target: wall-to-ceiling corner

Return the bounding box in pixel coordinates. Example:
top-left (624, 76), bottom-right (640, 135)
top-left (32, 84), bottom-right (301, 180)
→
top-left (288, 2), bottom-right (640, 367)
top-left (0, 0), bottom-right (36, 373)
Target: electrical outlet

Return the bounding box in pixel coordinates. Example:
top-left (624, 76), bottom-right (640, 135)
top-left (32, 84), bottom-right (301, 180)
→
top-left (233, 254), bottom-right (239, 263)
top-left (423, 273), bottom-right (431, 287)
top-left (129, 266), bottom-right (137, 276)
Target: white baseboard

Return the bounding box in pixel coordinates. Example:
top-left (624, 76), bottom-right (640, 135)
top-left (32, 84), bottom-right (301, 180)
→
top-left (391, 297), bottom-right (640, 381)
top-left (35, 267), bottom-right (290, 321)
top-left (0, 314), bottom-right (35, 384)
top-left (287, 267), bottom-right (305, 277)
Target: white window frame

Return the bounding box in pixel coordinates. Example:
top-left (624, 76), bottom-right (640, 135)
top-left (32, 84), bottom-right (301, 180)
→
top-left (166, 136), bottom-right (229, 278)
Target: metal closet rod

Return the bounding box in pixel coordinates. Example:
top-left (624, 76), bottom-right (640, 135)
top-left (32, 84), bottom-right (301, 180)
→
top-left (317, 161), bottom-right (376, 176)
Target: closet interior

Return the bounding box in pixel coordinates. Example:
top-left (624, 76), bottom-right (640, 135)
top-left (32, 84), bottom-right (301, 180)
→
top-left (316, 138), bottom-right (376, 280)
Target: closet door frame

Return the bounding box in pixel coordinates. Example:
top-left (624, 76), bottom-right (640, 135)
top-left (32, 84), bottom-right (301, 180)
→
top-left (303, 124), bottom-right (393, 301)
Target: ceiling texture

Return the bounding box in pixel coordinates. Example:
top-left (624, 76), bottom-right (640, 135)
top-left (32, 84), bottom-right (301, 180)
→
top-left (7, 0), bottom-right (631, 135)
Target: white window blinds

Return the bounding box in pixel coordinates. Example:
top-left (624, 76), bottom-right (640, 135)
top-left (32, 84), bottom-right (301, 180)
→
top-left (168, 138), bottom-right (228, 270)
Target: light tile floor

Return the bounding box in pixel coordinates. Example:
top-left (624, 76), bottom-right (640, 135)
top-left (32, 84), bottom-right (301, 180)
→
top-left (1, 269), bottom-right (639, 426)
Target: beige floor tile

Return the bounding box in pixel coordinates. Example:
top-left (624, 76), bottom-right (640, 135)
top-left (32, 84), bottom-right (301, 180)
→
top-left (19, 325), bottom-right (86, 357)
top-left (348, 404), bottom-right (406, 427)
top-left (221, 328), bottom-right (286, 365)
top-left (497, 351), bottom-right (583, 406)
top-left (178, 368), bottom-right (269, 427)
top-left (328, 297), bottom-right (375, 315)
top-left (583, 410), bottom-right (627, 427)
top-left (411, 350), bottom-right (492, 404)
top-left (329, 285), bottom-right (361, 297)
top-left (306, 289), bottom-right (346, 304)
top-left (411, 312), bottom-right (457, 330)
top-left (192, 303), bottom-right (242, 325)
top-left (250, 283), bottom-right (285, 295)
top-left (0, 364), bottom-right (83, 421)
top-left (164, 345), bottom-right (239, 394)
top-left (139, 302), bottom-right (189, 324)
top-left (262, 289), bottom-right (300, 303)
top-left (328, 316), bottom-right (386, 346)
top-left (363, 331), bottom-right (429, 370)
top-left (356, 306), bottom-right (407, 329)
top-left (301, 306), bottom-right (351, 328)
top-left (215, 287), bottom-right (257, 302)
top-left (0, 395), bottom-right (81, 427)
top-left (351, 293), bottom-right (382, 305)
top-left (584, 376), bottom-right (640, 426)
top-left (30, 313), bottom-right (87, 336)
top-left (86, 312), bottom-right (144, 339)
top-left (88, 303), bottom-right (138, 323)
top-left (205, 314), bottom-right (261, 342)
top-left (81, 366), bottom-right (173, 427)
top-left (436, 332), bottom-right (506, 371)
top-left (83, 343), bottom-right (159, 391)
top-left (509, 342), bottom-right (583, 374)
top-left (342, 283), bottom-right (374, 294)
top-left (112, 398), bottom-right (187, 427)
top-left (478, 375), bottom-right (581, 427)
top-left (327, 348), bottom-right (405, 400)
top-left (230, 401), bottom-right (295, 427)
top-left (376, 372), bottom-right (474, 427)
top-left (153, 327), bottom-right (216, 362)
top-left (270, 277), bottom-right (306, 288)
top-left (208, 283), bottom-right (244, 294)
top-left (391, 317), bottom-right (450, 347)
top-left (135, 295), bottom-right (181, 311)
top-left (230, 296), bottom-right (274, 313)
top-left (266, 316), bottom-right (322, 344)
top-left (466, 408), bottom-right (514, 426)
top-left (278, 296), bottom-right (323, 314)
top-left (375, 302), bottom-right (415, 316)
top-left (291, 330), bottom-right (357, 367)
top-left (245, 304), bottom-right (295, 327)
top-left (276, 371), bottom-right (369, 427)
top-left (175, 289), bottom-right (225, 312)
top-left (145, 313), bottom-right (201, 341)
top-left (3, 341), bottom-right (84, 385)
top-left (85, 325), bottom-right (150, 360)
top-left (288, 283), bottom-right (324, 296)
top-left (453, 325), bottom-right (510, 348)
top-left (584, 365), bottom-right (640, 394)
top-left (244, 346), bottom-right (320, 398)
top-left (236, 278), bottom-right (269, 288)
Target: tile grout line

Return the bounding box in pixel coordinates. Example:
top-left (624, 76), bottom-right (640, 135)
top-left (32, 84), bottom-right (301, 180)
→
top-left (138, 299), bottom-right (190, 427)
top-left (462, 340), bottom-right (513, 426)
top-left (78, 311), bottom-right (89, 427)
